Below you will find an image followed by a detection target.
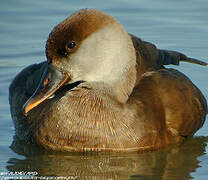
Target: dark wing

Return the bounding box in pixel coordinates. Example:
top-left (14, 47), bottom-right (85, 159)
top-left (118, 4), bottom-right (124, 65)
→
top-left (129, 34), bottom-right (207, 85)
top-left (129, 34), bottom-right (207, 137)
top-left (9, 62), bottom-right (47, 122)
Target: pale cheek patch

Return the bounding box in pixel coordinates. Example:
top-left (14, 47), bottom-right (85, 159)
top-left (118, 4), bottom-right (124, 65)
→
top-left (69, 23), bottom-right (134, 83)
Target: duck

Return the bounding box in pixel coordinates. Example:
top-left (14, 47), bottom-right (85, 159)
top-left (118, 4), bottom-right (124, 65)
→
top-left (9, 9), bottom-right (207, 152)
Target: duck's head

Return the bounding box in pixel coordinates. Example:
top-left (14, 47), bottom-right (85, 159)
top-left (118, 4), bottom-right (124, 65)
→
top-left (24, 9), bottom-right (136, 115)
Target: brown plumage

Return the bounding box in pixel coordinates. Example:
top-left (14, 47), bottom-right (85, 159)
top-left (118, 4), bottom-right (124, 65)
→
top-left (9, 9), bottom-right (207, 152)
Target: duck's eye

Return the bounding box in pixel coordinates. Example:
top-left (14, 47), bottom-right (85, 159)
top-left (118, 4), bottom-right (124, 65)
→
top-left (68, 41), bottom-right (76, 49)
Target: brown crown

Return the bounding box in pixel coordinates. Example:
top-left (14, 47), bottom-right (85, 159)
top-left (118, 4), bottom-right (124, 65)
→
top-left (45, 9), bottom-right (115, 62)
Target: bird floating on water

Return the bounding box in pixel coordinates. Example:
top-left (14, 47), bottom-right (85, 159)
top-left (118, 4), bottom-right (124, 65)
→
top-left (9, 9), bottom-right (207, 152)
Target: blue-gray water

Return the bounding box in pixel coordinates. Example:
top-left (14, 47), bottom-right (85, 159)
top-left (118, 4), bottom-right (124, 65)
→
top-left (0, 0), bottom-right (208, 179)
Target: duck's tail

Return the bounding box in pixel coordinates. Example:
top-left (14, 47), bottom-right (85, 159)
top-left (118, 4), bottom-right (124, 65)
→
top-left (182, 57), bottom-right (208, 66)
top-left (158, 49), bottom-right (208, 66)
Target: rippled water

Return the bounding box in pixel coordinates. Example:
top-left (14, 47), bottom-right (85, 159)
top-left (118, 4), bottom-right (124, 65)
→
top-left (0, 0), bottom-right (208, 179)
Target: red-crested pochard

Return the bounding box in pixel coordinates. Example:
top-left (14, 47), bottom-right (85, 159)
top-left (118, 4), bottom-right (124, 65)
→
top-left (9, 9), bottom-right (207, 152)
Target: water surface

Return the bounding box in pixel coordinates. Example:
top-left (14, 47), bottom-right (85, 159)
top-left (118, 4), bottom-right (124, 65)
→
top-left (0, 0), bottom-right (207, 179)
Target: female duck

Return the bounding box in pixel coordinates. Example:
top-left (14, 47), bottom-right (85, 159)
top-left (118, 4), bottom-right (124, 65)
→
top-left (9, 9), bottom-right (207, 152)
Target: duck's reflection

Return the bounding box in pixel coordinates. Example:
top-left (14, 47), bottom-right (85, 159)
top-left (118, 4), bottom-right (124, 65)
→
top-left (7, 136), bottom-right (207, 180)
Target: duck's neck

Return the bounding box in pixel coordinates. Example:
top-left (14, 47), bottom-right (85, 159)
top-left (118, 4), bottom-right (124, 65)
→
top-left (91, 68), bottom-right (136, 104)
top-left (111, 64), bottom-right (137, 103)
top-left (88, 53), bottom-right (137, 104)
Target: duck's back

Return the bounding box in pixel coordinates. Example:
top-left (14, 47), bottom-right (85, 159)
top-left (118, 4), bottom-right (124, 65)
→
top-left (129, 34), bottom-right (207, 141)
